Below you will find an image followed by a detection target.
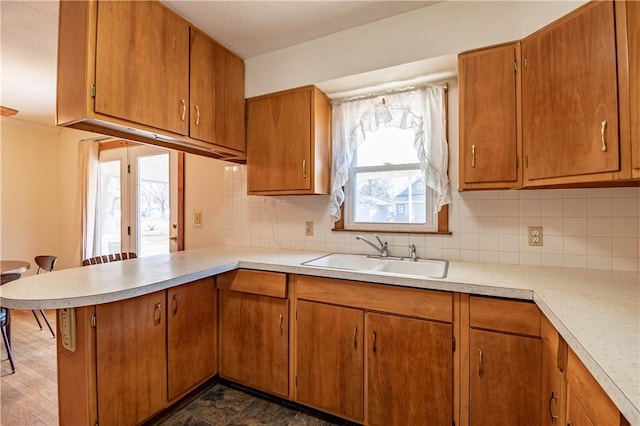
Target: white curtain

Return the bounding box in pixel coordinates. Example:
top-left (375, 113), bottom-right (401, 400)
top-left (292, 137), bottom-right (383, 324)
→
top-left (79, 140), bottom-right (100, 261)
top-left (329, 85), bottom-right (451, 221)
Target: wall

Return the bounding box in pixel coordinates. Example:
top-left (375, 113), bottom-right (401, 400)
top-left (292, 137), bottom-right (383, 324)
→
top-left (245, 1), bottom-right (586, 97)
top-left (0, 119), bottom-right (226, 272)
top-left (223, 79), bottom-right (640, 272)
top-left (184, 154), bottom-right (227, 250)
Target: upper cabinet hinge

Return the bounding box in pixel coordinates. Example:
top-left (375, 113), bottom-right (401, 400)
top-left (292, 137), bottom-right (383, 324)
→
top-left (91, 313), bottom-right (96, 328)
top-left (524, 57), bottom-right (528, 69)
top-left (525, 156), bottom-right (529, 168)
top-left (127, 164), bottom-right (131, 174)
top-left (514, 60), bottom-right (518, 72)
top-left (516, 156), bottom-right (520, 169)
top-left (452, 337), bottom-right (456, 352)
top-left (90, 83), bottom-right (96, 99)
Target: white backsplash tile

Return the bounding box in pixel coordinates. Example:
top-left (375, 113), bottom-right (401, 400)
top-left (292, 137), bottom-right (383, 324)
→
top-left (223, 165), bottom-right (640, 272)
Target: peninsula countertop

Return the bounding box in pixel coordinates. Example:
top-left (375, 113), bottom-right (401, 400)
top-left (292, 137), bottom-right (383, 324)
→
top-left (1, 245), bottom-right (638, 424)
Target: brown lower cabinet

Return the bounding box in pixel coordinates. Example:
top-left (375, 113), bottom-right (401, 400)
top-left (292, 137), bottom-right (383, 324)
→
top-left (57, 278), bottom-right (217, 425)
top-left (217, 270), bottom-right (290, 398)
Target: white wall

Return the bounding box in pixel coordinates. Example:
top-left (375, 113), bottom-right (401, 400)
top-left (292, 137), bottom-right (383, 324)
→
top-left (245, 1), bottom-right (586, 97)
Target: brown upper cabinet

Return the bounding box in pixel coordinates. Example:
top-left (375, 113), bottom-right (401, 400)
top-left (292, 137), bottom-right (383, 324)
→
top-left (459, 42), bottom-right (522, 190)
top-left (246, 86), bottom-right (331, 195)
top-left (626, 1), bottom-right (640, 178)
top-left (57, 0), bottom-right (245, 160)
top-left (523, 1), bottom-right (621, 185)
top-left (459, 1), bottom-right (638, 190)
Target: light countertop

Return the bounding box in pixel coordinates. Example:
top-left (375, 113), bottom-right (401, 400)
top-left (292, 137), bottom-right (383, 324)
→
top-left (1, 245), bottom-right (638, 424)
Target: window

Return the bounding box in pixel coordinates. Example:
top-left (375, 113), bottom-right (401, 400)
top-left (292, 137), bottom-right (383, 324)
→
top-left (344, 127), bottom-right (438, 232)
top-left (330, 84), bottom-right (451, 234)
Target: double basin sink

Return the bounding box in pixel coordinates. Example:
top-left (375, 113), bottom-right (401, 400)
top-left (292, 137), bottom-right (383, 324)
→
top-left (301, 253), bottom-right (448, 279)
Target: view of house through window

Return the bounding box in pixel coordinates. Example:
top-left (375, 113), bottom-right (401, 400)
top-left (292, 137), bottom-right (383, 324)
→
top-left (97, 145), bottom-right (177, 257)
top-left (346, 126), bottom-right (437, 231)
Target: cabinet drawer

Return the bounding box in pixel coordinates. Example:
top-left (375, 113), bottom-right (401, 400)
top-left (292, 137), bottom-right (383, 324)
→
top-left (566, 349), bottom-right (621, 425)
top-left (470, 296), bottom-right (541, 337)
top-left (295, 275), bottom-right (452, 323)
top-left (216, 269), bottom-right (287, 298)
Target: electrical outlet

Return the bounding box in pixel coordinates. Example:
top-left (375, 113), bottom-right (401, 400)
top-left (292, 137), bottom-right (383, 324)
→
top-left (528, 226), bottom-right (543, 246)
top-left (305, 221), bottom-right (314, 236)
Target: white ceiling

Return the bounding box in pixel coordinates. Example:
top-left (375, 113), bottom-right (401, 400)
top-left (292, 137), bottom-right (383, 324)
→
top-left (0, 0), bottom-right (437, 126)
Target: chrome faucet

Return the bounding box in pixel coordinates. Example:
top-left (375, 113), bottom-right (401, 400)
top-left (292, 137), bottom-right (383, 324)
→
top-left (409, 243), bottom-right (417, 262)
top-left (356, 234), bottom-right (388, 257)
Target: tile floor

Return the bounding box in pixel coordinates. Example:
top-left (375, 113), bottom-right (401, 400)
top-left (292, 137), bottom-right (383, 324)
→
top-left (154, 382), bottom-right (357, 426)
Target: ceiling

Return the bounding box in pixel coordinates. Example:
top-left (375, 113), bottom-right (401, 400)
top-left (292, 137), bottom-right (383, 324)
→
top-left (0, 0), bottom-right (437, 126)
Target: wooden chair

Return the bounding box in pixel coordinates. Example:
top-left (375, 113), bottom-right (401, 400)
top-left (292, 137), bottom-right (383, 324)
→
top-left (0, 273), bottom-right (21, 374)
top-left (82, 252), bottom-right (137, 266)
top-left (33, 255), bottom-right (57, 338)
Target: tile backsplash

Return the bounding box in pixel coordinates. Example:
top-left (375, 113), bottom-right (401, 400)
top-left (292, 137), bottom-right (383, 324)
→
top-left (224, 165), bottom-right (640, 272)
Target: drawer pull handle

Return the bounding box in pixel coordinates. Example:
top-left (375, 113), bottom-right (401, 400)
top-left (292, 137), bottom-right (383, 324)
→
top-left (279, 313), bottom-right (284, 335)
top-left (153, 303), bottom-right (162, 326)
top-left (171, 294), bottom-right (178, 316)
top-left (600, 120), bottom-right (607, 152)
top-left (372, 331), bottom-right (377, 354)
top-left (478, 349), bottom-right (484, 377)
top-left (194, 105), bottom-right (201, 126)
top-left (179, 99), bottom-right (186, 121)
top-left (471, 144), bottom-right (476, 168)
top-left (548, 391), bottom-right (559, 423)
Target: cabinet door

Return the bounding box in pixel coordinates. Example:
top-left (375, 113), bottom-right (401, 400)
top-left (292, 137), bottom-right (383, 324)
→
top-left (628, 1), bottom-right (640, 175)
top-left (167, 278), bottom-right (217, 401)
top-left (295, 300), bottom-right (364, 421)
top-left (219, 290), bottom-right (289, 397)
top-left (366, 313), bottom-right (453, 426)
top-left (566, 387), bottom-right (596, 426)
top-left (189, 29), bottom-right (245, 152)
top-left (247, 89), bottom-right (311, 192)
top-left (95, 1), bottom-right (189, 135)
top-left (523, 1), bottom-right (619, 181)
top-left (470, 329), bottom-right (541, 426)
top-left (96, 290), bottom-right (167, 425)
top-left (459, 43), bottom-right (520, 188)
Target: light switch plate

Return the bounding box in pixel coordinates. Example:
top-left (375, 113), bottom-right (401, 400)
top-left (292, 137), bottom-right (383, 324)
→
top-left (194, 209), bottom-right (203, 228)
top-left (59, 308), bottom-right (77, 352)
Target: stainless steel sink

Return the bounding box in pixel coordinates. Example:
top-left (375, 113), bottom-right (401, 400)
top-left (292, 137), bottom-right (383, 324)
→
top-left (301, 253), bottom-right (448, 279)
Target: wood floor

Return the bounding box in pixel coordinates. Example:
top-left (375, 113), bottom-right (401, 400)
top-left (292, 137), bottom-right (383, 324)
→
top-left (0, 309), bottom-right (58, 425)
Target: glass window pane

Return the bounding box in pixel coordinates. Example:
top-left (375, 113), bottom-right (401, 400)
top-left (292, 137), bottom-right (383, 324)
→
top-left (98, 160), bottom-right (121, 254)
top-left (353, 169), bottom-right (426, 224)
top-left (356, 127), bottom-right (418, 167)
top-left (138, 153), bottom-right (170, 257)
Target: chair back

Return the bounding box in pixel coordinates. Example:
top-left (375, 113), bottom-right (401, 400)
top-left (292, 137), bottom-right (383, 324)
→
top-left (82, 252), bottom-right (137, 266)
top-left (35, 255), bottom-right (57, 273)
top-left (1, 273), bottom-right (21, 286)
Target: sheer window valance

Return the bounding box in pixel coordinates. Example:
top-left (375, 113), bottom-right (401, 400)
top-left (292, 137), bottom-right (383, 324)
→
top-left (329, 85), bottom-right (451, 221)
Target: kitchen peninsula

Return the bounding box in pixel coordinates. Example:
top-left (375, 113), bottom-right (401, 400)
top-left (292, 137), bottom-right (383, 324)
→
top-left (1, 245), bottom-right (638, 425)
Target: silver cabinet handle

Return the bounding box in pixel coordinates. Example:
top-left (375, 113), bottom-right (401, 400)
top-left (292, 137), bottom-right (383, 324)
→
top-left (171, 294), bottom-right (178, 316)
top-left (471, 144), bottom-right (476, 168)
top-left (179, 99), bottom-right (186, 121)
top-left (194, 105), bottom-right (201, 126)
top-left (548, 391), bottom-right (559, 423)
top-left (478, 349), bottom-right (484, 377)
top-left (154, 303), bottom-right (162, 326)
top-left (601, 120), bottom-right (607, 152)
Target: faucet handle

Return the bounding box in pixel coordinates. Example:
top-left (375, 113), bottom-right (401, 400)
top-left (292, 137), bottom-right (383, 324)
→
top-left (374, 234), bottom-right (386, 247)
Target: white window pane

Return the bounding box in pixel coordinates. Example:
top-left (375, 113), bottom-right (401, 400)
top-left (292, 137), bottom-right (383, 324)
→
top-left (98, 160), bottom-right (121, 254)
top-left (138, 153), bottom-right (170, 257)
top-left (356, 127), bottom-right (418, 167)
top-left (353, 169), bottom-right (426, 224)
